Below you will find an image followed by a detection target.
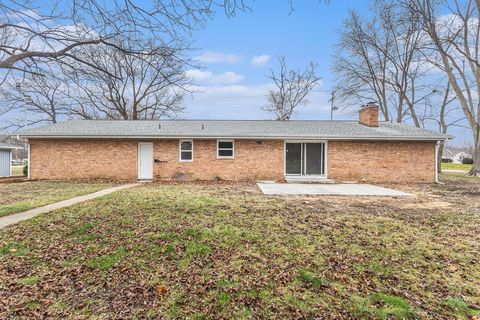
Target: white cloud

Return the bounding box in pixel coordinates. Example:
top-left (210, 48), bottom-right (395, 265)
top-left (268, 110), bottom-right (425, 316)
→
top-left (185, 69), bottom-right (213, 82)
top-left (182, 83), bottom-right (339, 120)
top-left (250, 54), bottom-right (271, 67)
top-left (193, 51), bottom-right (241, 64)
top-left (209, 71), bottom-right (244, 85)
top-left (186, 69), bottom-right (244, 85)
top-left (192, 83), bottom-right (274, 96)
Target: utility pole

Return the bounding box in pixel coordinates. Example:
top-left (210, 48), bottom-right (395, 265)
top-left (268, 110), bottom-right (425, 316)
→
top-left (329, 90), bottom-right (338, 121)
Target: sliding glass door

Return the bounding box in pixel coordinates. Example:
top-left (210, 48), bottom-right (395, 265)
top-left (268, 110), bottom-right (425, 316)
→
top-left (285, 142), bottom-right (326, 176)
top-left (285, 143), bottom-right (303, 175)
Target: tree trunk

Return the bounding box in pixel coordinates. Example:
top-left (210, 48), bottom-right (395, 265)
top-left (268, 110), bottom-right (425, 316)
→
top-left (437, 141), bottom-right (444, 173)
top-left (469, 135), bottom-right (480, 176)
top-left (438, 118), bottom-right (448, 174)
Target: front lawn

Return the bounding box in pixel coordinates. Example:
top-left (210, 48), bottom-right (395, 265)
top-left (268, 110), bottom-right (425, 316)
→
top-left (0, 181), bottom-right (115, 217)
top-left (441, 163), bottom-right (473, 171)
top-left (0, 177), bottom-right (479, 319)
top-left (11, 165), bottom-right (25, 176)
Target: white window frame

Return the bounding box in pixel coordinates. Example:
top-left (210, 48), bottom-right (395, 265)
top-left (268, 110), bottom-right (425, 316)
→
top-left (217, 140), bottom-right (235, 159)
top-left (179, 139), bottom-right (193, 162)
top-left (283, 140), bottom-right (328, 178)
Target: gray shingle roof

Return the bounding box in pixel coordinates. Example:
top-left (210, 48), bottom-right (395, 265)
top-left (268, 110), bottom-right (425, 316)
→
top-left (17, 120), bottom-right (451, 141)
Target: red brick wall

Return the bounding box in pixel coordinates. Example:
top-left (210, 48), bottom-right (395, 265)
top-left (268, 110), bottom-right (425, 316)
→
top-left (28, 139), bottom-right (436, 182)
top-left (29, 139), bottom-right (284, 181)
top-left (328, 141), bottom-right (436, 182)
top-left (29, 139), bottom-right (138, 180)
top-left (152, 140), bottom-right (284, 180)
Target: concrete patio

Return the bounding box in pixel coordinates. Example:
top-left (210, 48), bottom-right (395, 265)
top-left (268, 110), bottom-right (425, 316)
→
top-left (257, 182), bottom-right (413, 196)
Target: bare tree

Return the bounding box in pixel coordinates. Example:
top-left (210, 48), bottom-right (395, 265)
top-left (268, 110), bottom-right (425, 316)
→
top-left (263, 56), bottom-right (321, 120)
top-left (418, 81), bottom-right (467, 172)
top-left (0, 0), bottom-right (251, 84)
top-left (334, 2), bottom-right (440, 126)
top-left (407, 0), bottom-right (480, 176)
top-left (0, 74), bottom-right (71, 130)
top-left (333, 10), bottom-right (393, 122)
top-left (68, 42), bottom-right (189, 120)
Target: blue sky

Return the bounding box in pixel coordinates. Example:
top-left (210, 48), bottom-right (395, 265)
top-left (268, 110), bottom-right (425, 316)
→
top-left (0, 0), bottom-right (473, 145)
top-left (182, 0), bottom-right (473, 145)
top-left (183, 0), bottom-right (372, 120)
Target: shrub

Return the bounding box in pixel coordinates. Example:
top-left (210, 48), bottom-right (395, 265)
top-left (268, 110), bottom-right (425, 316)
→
top-left (22, 165), bottom-right (28, 176)
top-left (462, 157), bottom-right (473, 165)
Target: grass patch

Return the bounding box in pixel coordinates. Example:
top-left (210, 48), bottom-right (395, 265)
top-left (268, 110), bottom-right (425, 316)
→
top-left (353, 293), bottom-right (415, 319)
top-left (72, 223), bottom-right (95, 235)
top-left (18, 276), bottom-right (41, 286)
top-left (217, 292), bottom-right (232, 307)
top-left (11, 166), bottom-right (25, 176)
top-left (298, 269), bottom-right (328, 288)
top-left (0, 241), bottom-right (29, 257)
top-left (287, 295), bottom-right (312, 313)
top-left (185, 241), bottom-right (211, 258)
top-left (441, 163), bottom-right (472, 170)
top-left (0, 181), bottom-right (114, 217)
top-left (86, 247), bottom-right (126, 271)
top-left (444, 297), bottom-right (480, 319)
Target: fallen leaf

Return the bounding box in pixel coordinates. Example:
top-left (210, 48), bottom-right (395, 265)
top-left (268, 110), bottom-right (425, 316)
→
top-left (156, 285), bottom-right (168, 298)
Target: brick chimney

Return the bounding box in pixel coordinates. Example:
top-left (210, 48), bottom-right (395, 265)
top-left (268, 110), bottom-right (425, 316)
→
top-left (359, 102), bottom-right (379, 127)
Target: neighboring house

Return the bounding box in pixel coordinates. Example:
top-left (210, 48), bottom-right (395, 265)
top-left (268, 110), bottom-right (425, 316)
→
top-left (442, 146), bottom-right (472, 164)
top-left (17, 104), bottom-right (451, 183)
top-left (0, 136), bottom-right (24, 177)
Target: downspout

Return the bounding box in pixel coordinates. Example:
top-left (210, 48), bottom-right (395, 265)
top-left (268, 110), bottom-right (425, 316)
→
top-left (435, 141), bottom-right (439, 183)
top-left (27, 140), bottom-right (30, 180)
top-left (9, 148), bottom-right (12, 177)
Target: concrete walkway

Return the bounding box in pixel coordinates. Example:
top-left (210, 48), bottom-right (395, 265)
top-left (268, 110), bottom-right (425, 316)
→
top-left (0, 183), bottom-right (140, 229)
top-left (257, 182), bottom-right (413, 197)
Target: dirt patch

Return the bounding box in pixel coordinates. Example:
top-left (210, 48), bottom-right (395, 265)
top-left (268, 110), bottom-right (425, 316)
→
top-left (401, 200), bottom-right (454, 209)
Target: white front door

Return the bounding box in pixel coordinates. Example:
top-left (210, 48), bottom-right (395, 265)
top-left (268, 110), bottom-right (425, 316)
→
top-left (138, 142), bottom-right (153, 179)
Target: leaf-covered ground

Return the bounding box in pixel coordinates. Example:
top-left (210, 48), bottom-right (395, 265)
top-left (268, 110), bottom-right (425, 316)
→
top-left (0, 181), bottom-right (115, 217)
top-left (0, 175), bottom-right (479, 319)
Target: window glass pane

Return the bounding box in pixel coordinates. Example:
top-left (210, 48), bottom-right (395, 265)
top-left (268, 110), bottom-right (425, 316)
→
top-left (218, 149), bottom-right (233, 157)
top-left (285, 143), bottom-right (302, 174)
top-left (181, 151), bottom-right (192, 160)
top-left (218, 141), bottom-right (233, 149)
top-left (305, 143), bottom-right (322, 175)
top-left (181, 141), bottom-right (192, 151)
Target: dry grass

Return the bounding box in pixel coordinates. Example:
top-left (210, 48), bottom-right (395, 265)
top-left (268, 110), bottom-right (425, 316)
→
top-left (0, 181), bottom-right (115, 217)
top-left (0, 175), bottom-right (479, 319)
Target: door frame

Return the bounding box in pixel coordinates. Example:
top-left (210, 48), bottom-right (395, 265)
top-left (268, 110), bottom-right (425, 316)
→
top-left (284, 140), bottom-right (328, 178)
top-left (137, 142), bottom-right (154, 179)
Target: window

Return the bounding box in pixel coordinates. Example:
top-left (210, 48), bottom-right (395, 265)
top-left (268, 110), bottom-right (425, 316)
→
top-left (179, 140), bottom-right (193, 162)
top-left (217, 140), bottom-right (234, 159)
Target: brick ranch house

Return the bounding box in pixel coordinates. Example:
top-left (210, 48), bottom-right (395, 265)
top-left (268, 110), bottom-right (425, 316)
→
top-left (17, 105), bottom-right (450, 183)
